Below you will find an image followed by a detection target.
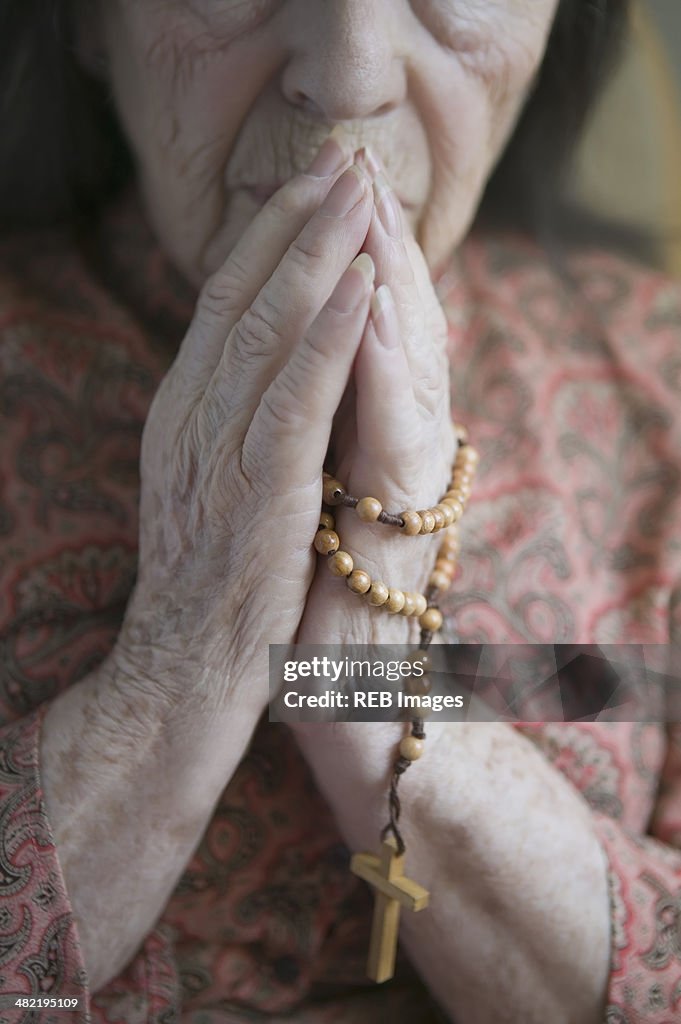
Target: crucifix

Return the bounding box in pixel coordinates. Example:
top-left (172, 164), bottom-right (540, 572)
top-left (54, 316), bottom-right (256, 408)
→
top-left (350, 835), bottom-right (430, 983)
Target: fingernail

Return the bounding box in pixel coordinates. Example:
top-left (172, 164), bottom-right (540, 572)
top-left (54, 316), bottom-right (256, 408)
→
top-left (373, 172), bottom-right (403, 240)
top-left (305, 125), bottom-right (349, 177)
top-left (356, 145), bottom-right (380, 180)
top-left (370, 284), bottom-right (399, 348)
top-left (320, 165), bottom-right (367, 218)
top-left (328, 253), bottom-right (375, 313)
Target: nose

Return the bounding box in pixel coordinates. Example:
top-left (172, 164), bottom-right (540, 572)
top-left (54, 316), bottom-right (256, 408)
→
top-left (280, 1), bottom-right (407, 121)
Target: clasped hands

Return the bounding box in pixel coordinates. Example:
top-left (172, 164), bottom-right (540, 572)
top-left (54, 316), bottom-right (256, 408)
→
top-left (117, 127), bottom-right (455, 724)
top-left (108, 133), bottom-right (613, 1023)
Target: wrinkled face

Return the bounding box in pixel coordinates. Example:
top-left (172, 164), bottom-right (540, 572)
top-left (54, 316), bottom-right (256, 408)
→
top-left (94, 0), bottom-right (559, 285)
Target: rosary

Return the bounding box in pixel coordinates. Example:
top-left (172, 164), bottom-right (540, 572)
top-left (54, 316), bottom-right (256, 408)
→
top-left (314, 424), bottom-right (477, 983)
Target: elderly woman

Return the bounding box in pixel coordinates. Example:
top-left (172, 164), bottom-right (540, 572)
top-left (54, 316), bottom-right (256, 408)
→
top-left (1, 1), bottom-right (680, 1022)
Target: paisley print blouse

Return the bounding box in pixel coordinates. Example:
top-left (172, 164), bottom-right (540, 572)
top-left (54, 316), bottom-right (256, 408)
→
top-left (1, 192), bottom-right (680, 1024)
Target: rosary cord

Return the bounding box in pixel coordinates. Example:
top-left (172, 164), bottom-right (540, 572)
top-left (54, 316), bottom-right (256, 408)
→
top-left (320, 430), bottom-right (475, 862)
top-left (380, 616), bottom-right (438, 856)
top-left (380, 755), bottom-right (409, 854)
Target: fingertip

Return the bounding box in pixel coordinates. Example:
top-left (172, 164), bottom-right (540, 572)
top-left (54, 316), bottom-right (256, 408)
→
top-left (356, 287), bottom-right (415, 420)
top-left (369, 283), bottom-right (400, 350)
top-left (354, 251), bottom-right (376, 285)
top-left (304, 125), bottom-right (353, 177)
top-left (326, 252), bottom-right (375, 314)
top-left (355, 317), bottom-right (417, 456)
top-left (355, 145), bottom-right (381, 181)
top-left (318, 164), bottom-right (372, 220)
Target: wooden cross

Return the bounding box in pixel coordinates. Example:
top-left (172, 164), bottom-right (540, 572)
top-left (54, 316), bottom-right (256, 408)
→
top-left (350, 836), bottom-right (430, 983)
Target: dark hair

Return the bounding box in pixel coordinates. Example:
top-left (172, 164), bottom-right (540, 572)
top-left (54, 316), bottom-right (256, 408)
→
top-left (0, 0), bottom-right (632, 245)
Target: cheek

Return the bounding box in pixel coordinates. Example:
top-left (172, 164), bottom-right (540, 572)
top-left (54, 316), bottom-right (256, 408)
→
top-left (472, 36), bottom-right (550, 155)
top-left (103, 5), bottom-right (278, 280)
top-left (414, 9), bottom-right (555, 267)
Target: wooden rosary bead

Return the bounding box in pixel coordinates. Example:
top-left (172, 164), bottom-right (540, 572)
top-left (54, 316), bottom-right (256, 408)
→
top-left (323, 477), bottom-right (346, 505)
top-left (319, 511), bottom-right (335, 530)
top-left (367, 580), bottom-right (390, 606)
top-left (399, 736), bottom-right (424, 761)
top-left (400, 510), bottom-right (423, 536)
top-left (428, 570), bottom-right (452, 592)
top-left (440, 527), bottom-right (461, 554)
top-left (406, 675), bottom-right (432, 697)
top-left (409, 649), bottom-right (432, 673)
top-left (386, 589), bottom-right (406, 614)
top-left (433, 575), bottom-right (455, 593)
top-left (356, 496), bottom-right (383, 522)
top-left (419, 607), bottom-right (444, 632)
top-left (430, 507), bottom-right (446, 531)
top-left (347, 569), bottom-right (372, 594)
top-left (437, 547), bottom-right (458, 564)
top-left (317, 441), bottom-right (475, 546)
top-left (458, 447), bottom-right (479, 468)
top-left (452, 470), bottom-right (473, 486)
top-left (314, 528), bottom-right (340, 555)
top-left (419, 511), bottom-right (436, 534)
top-left (434, 558), bottom-right (456, 580)
top-left (443, 496), bottom-right (464, 521)
top-left (436, 503), bottom-right (455, 527)
top-left (330, 433), bottom-right (475, 967)
top-left (328, 550), bottom-right (354, 576)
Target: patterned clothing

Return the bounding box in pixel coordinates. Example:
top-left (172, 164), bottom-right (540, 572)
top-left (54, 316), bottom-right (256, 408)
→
top-left (1, 191), bottom-right (680, 1023)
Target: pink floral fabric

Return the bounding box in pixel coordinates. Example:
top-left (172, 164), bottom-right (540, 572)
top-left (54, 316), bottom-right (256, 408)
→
top-left (0, 193), bottom-right (680, 1023)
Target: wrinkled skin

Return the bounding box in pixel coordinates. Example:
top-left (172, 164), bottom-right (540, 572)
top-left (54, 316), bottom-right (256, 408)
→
top-left (78, 0), bottom-right (559, 675)
top-left (91, 0), bottom-right (558, 283)
top-left (37, 8), bottom-right (616, 1023)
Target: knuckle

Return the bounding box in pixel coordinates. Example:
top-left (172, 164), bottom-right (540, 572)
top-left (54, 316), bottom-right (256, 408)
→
top-left (199, 260), bottom-right (249, 320)
top-left (414, 351), bottom-right (450, 419)
top-left (260, 375), bottom-right (307, 432)
top-left (233, 297), bottom-right (282, 356)
top-left (292, 336), bottom-right (325, 381)
top-left (415, 376), bottom-right (445, 421)
top-left (286, 232), bottom-right (326, 279)
top-left (172, 418), bottom-right (203, 502)
top-left (206, 452), bottom-right (245, 530)
top-left (199, 378), bottom-right (232, 437)
top-left (239, 440), bottom-right (270, 497)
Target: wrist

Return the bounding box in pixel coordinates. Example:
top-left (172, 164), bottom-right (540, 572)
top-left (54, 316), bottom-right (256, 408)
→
top-left (289, 718), bottom-right (404, 837)
top-left (113, 583), bottom-right (270, 719)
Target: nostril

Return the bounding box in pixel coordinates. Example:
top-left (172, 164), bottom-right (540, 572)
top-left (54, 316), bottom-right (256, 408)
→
top-left (291, 90), bottom-right (323, 117)
top-left (374, 99), bottom-right (396, 117)
top-left (281, 52), bottom-right (407, 121)
top-left (291, 91), bottom-right (396, 120)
